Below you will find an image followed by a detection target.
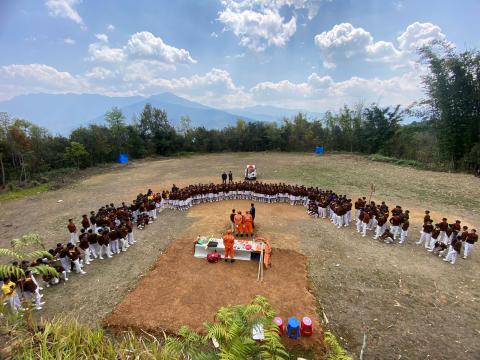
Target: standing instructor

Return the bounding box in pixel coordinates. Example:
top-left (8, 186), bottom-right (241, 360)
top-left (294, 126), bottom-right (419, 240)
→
top-left (250, 203), bottom-right (256, 228)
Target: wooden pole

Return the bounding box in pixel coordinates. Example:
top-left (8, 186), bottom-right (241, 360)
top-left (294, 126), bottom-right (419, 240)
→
top-left (257, 242), bottom-right (264, 282)
top-left (368, 183), bottom-right (375, 203)
top-left (260, 243), bottom-right (264, 282)
top-left (257, 243), bottom-right (262, 281)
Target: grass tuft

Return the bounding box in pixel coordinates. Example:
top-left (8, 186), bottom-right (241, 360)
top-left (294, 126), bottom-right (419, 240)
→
top-left (0, 184), bottom-right (50, 202)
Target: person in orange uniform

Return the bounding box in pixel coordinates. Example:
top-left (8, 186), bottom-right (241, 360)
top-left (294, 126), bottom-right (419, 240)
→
top-left (234, 211), bottom-right (244, 236)
top-left (223, 229), bottom-right (235, 263)
top-left (243, 211), bottom-right (253, 237)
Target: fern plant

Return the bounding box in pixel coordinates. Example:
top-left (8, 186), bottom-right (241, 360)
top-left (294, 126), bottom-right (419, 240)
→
top-left (161, 295), bottom-right (290, 359)
top-left (204, 295), bottom-right (289, 360)
top-left (0, 233), bottom-right (58, 280)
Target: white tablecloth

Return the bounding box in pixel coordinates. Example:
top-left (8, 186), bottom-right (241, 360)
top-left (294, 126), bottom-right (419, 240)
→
top-left (194, 237), bottom-right (258, 261)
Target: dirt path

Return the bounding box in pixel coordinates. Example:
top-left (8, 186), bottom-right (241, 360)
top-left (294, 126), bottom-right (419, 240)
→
top-left (0, 153), bottom-right (478, 359)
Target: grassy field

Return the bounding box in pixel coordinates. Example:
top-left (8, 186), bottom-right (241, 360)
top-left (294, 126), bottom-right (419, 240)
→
top-left (0, 152), bottom-right (479, 359)
top-left (0, 184), bottom-right (50, 201)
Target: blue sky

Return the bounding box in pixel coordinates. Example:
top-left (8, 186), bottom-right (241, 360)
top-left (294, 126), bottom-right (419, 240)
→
top-left (0, 0), bottom-right (478, 110)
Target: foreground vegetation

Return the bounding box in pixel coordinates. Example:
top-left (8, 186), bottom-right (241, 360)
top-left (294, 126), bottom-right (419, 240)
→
top-left (0, 43), bottom-right (478, 190)
top-left (0, 296), bottom-right (351, 359)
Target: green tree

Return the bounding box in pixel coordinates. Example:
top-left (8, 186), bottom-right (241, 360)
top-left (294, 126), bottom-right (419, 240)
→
top-left (420, 42), bottom-right (480, 169)
top-left (64, 141), bottom-right (89, 169)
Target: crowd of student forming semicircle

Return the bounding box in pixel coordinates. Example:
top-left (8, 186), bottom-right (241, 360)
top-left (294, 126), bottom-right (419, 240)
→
top-left (1, 181), bottom-right (477, 314)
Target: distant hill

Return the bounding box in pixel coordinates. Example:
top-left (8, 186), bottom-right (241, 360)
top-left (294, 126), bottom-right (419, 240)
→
top-left (90, 93), bottom-right (255, 130)
top-left (228, 105), bottom-right (324, 123)
top-left (0, 92), bottom-right (324, 135)
top-left (0, 93), bottom-right (143, 134)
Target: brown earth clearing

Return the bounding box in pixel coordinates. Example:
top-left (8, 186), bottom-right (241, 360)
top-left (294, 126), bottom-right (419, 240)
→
top-left (0, 152), bottom-right (479, 359)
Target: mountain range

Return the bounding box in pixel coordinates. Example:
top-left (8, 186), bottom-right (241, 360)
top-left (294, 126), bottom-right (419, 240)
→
top-left (0, 92), bottom-right (323, 134)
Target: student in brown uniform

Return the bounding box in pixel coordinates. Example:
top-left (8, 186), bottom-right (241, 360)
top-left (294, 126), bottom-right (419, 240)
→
top-left (67, 219), bottom-right (77, 245)
top-left (66, 243), bottom-right (86, 275)
top-left (87, 229), bottom-right (99, 259)
top-left (81, 214), bottom-right (90, 231)
top-left (58, 244), bottom-right (72, 273)
top-left (373, 213), bottom-right (387, 239)
top-left (417, 220), bottom-right (434, 249)
top-left (399, 215), bottom-right (410, 244)
top-left (389, 213), bottom-right (402, 240)
top-left (78, 231), bottom-right (92, 265)
top-left (126, 219), bottom-right (135, 246)
top-left (380, 228), bottom-right (395, 244)
top-left (21, 270), bottom-right (45, 310)
top-left (361, 209), bottom-right (370, 237)
top-left (109, 227), bottom-right (120, 254)
top-left (443, 235), bottom-right (462, 265)
top-left (97, 229), bottom-right (112, 259)
top-left (428, 226), bottom-right (441, 253)
top-left (436, 218), bottom-right (449, 244)
top-left (463, 229), bottom-right (478, 259)
top-left (89, 211), bottom-right (97, 232)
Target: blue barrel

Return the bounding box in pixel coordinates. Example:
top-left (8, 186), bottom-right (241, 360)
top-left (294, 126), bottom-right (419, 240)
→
top-left (315, 146), bottom-right (324, 154)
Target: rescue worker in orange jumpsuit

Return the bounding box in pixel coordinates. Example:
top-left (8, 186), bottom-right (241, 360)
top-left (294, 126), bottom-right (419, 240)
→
top-left (223, 229), bottom-right (235, 262)
top-left (243, 211), bottom-right (253, 237)
top-left (234, 211), bottom-right (243, 236)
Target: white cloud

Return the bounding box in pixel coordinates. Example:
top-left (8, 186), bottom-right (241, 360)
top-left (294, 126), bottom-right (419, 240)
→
top-left (64, 37), bottom-right (75, 45)
top-left (87, 43), bottom-right (126, 62)
top-left (219, 8), bottom-right (296, 51)
top-left (125, 32), bottom-right (196, 64)
top-left (218, 0), bottom-right (322, 51)
top-left (249, 70), bottom-right (422, 109)
top-left (45, 0), bottom-right (85, 28)
top-left (314, 23), bottom-right (401, 68)
top-left (86, 31), bottom-right (196, 68)
top-left (0, 61), bottom-right (425, 111)
top-left (0, 64), bottom-right (87, 100)
top-left (314, 22), bottom-right (447, 69)
top-left (397, 22), bottom-right (447, 52)
top-left (85, 67), bottom-right (114, 80)
top-left (122, 60), bottom-right (176, 83)
top-left (95, 33), bottom-right (109, 43)
top-left (107, 24), bottom-right (115, 31)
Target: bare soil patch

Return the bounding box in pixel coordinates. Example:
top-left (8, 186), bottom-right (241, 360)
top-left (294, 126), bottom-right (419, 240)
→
top-left (106, 202), bottom-right (325, 355)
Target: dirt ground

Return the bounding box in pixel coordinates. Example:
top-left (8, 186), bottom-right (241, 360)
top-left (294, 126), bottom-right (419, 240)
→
top-left (1, 153), bottom-right (479, 359)
top-left (106, 201), bottom-right (324, 355)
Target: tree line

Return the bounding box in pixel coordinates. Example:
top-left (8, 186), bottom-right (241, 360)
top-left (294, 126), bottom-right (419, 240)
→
top-left (0, 44), bottom-right (478, 188)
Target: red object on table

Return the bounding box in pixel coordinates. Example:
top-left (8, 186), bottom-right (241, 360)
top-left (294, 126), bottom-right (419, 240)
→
top-left (300, 316), bottom-right (313, 337)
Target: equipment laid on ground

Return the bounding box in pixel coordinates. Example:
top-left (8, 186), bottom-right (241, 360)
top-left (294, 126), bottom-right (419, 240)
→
top-left (274, 317), bottom-right (285, 336)
top-left (244, 164), bottom-right (257, 180)
top-left (300, 317), bottom-right (313, 337)
top-left (287, 317), bottom-right (301, 339)
top-left (207, 251), bottom-right (221, 263)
